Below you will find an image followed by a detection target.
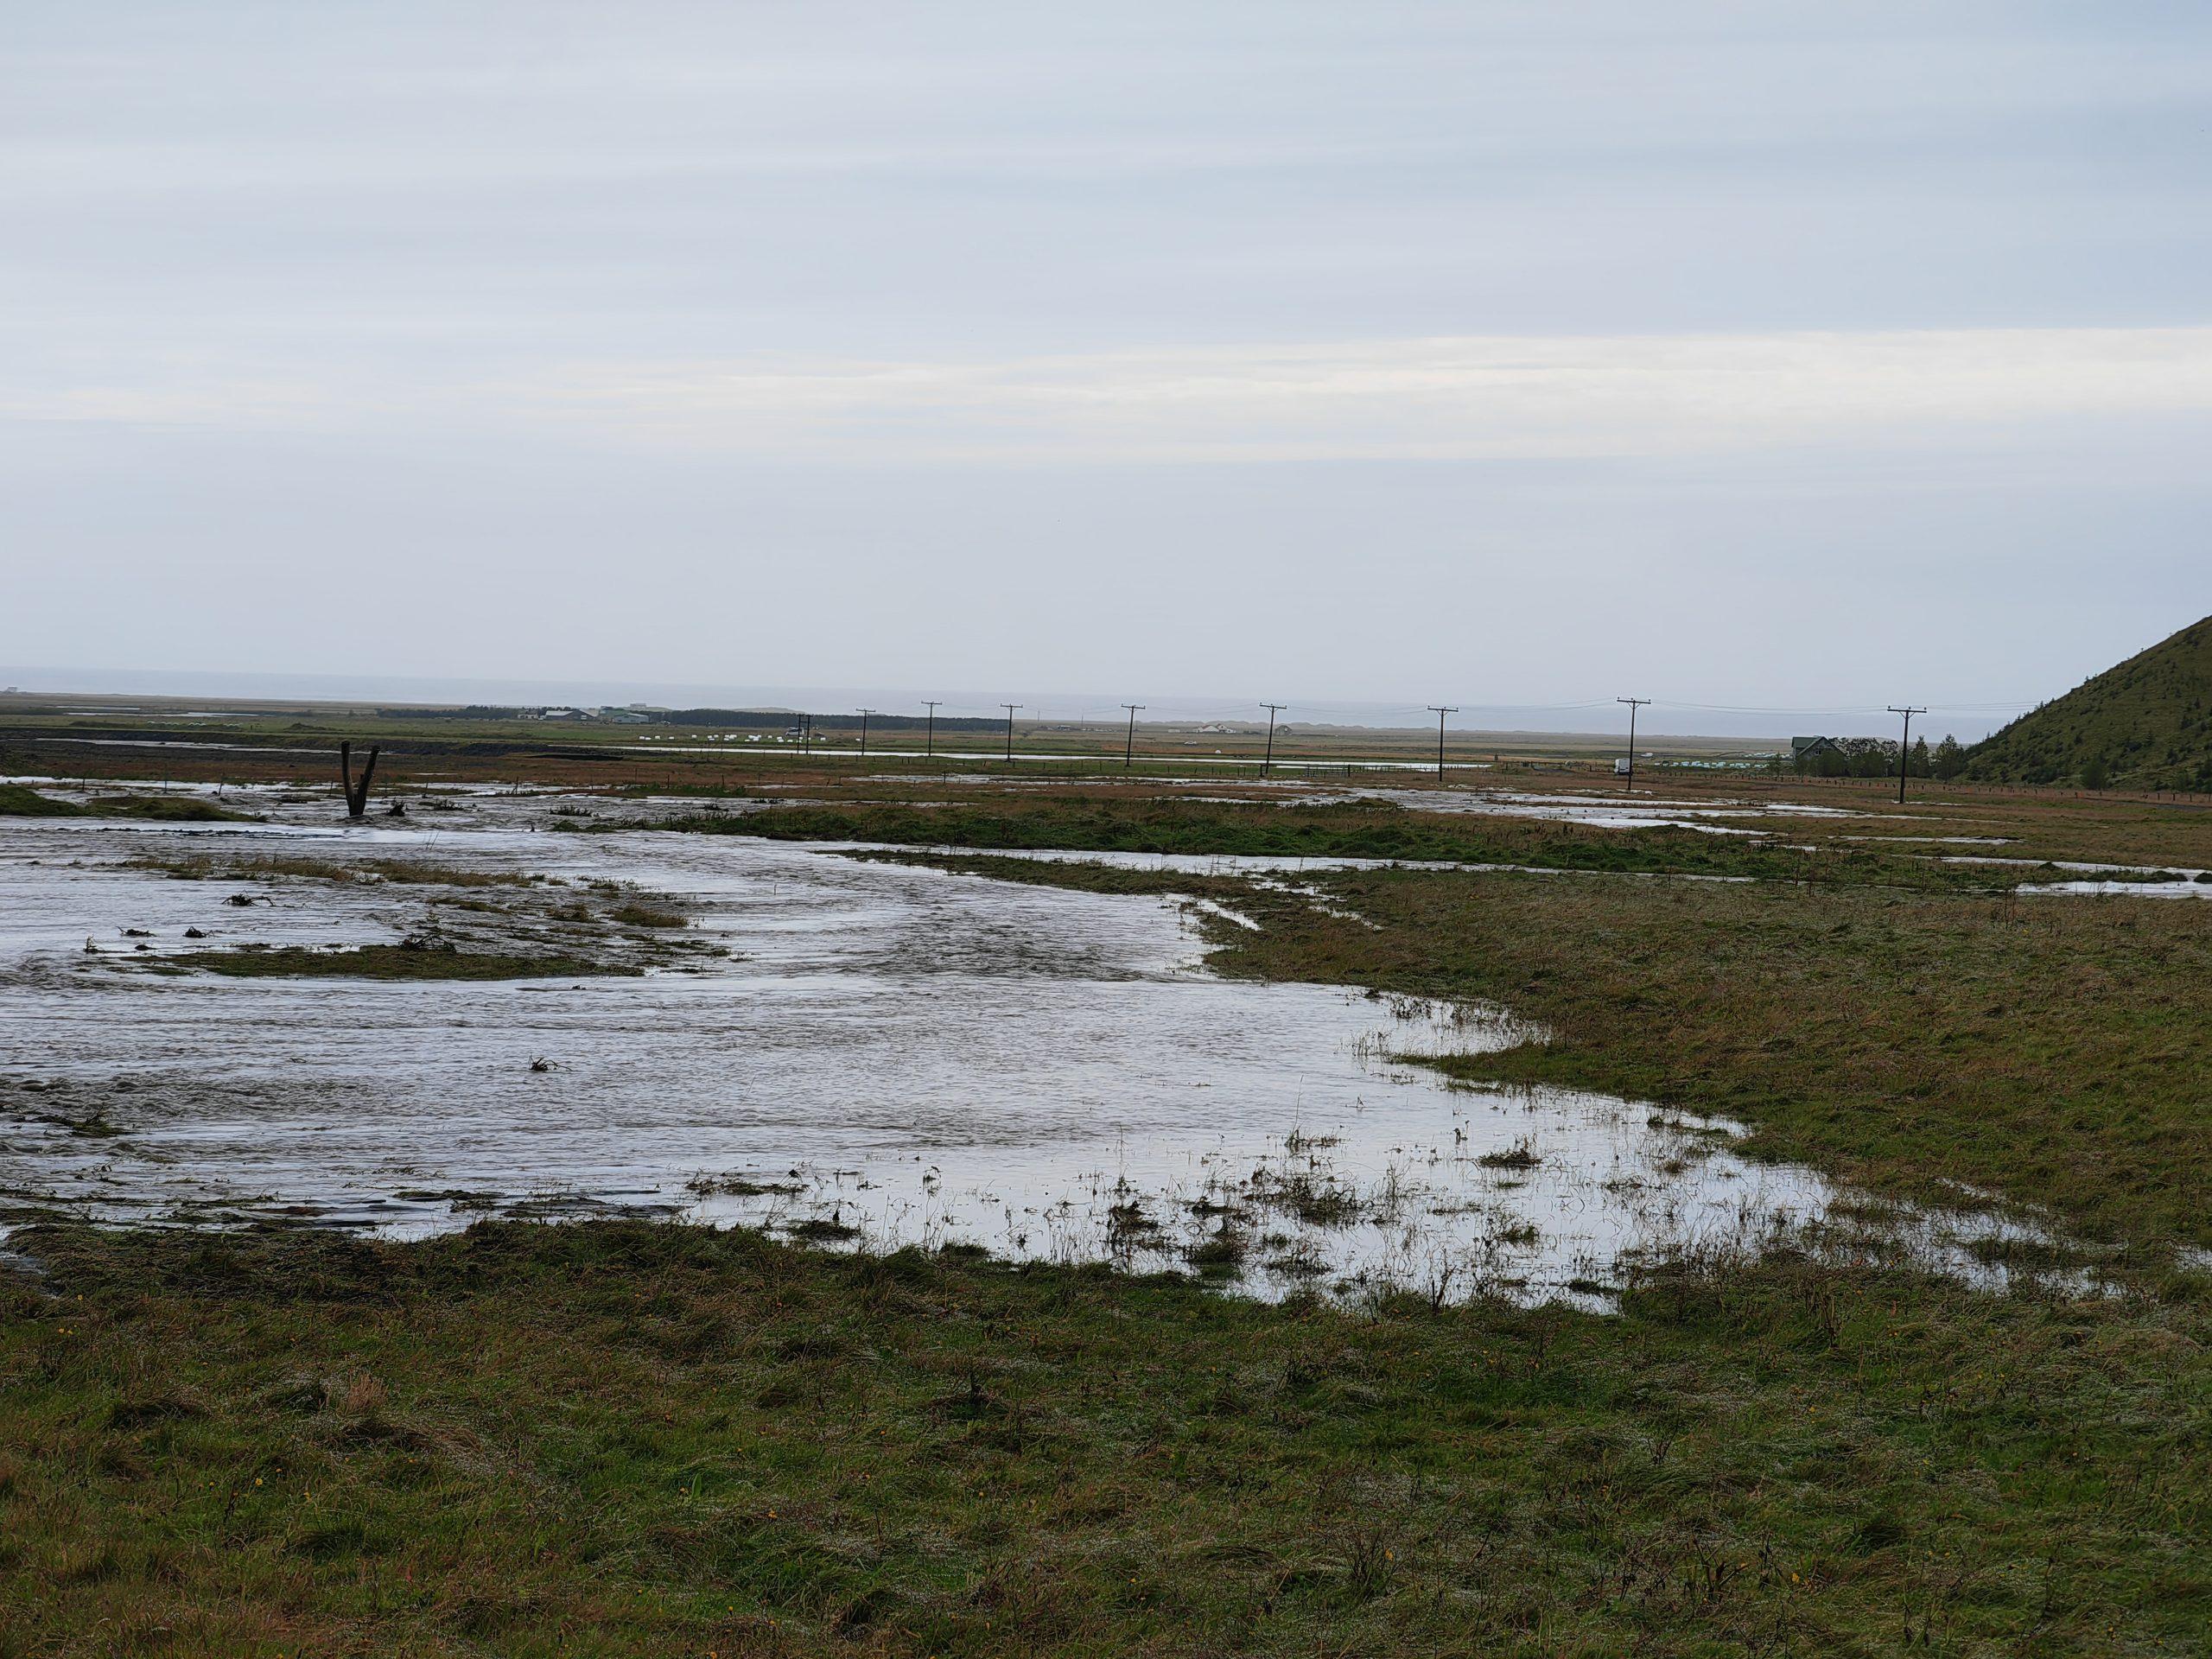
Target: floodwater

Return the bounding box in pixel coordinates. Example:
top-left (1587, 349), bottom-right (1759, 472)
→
top-left (1938, 853), bottom-right (2212, 899)
top-left (0, 788), bottom-right (2075, 1303)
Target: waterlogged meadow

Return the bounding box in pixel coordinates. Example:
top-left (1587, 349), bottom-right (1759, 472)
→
top-left (3, 773), bottom-right (2210, 1655)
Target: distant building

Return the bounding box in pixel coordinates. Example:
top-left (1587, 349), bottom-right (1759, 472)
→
top-left (1791, 735), bottom-right (1844, 762)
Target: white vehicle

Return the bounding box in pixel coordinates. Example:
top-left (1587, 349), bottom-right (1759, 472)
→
top-left (1613, 757), bottom-right (1633, 777)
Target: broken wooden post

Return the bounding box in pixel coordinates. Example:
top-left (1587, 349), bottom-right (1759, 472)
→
top-left (339, 741), bottom-right (379, 819)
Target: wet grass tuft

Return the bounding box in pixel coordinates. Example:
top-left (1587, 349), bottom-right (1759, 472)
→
top-left (171, 944), bottom-right (635, 980)
top-left (103, 795), bottom-right (257, 822)
top-left (0, 784), bottom-right (88, 817)
top-left (1, 785), bottom-right (250, 821)
top-left (606, 903), bottom-right (688, 929)
top-left (141, 854), bottom-right (539, 887)
top-left (1477, 1138), bottom-right (1544, 1170)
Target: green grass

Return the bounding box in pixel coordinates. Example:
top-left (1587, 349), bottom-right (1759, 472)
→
top-left (172, 945), bottom-right (632, 981)
top-left (1968, 613), bottom-right (2212, 788)
top-left (3, 1221), bottom-right (2205, 1657)
top-left (0, 783), bottom-right (88, 817)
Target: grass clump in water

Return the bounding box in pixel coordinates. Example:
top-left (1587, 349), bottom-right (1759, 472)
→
top-left (1251, 1168), bottom-right (1364, 1228)
top-left (141, 854), bottom-right (538, 887)
top-left (0, 784), bottom-right (89, 817)
top-left (606, 903), bottom-right (687, 929)
top-left (100, 795), bottom-right (257, 822)
top-left (1477, 1138), bottom-right (1543, 1170)
top-left (174, 944), bottom-right (633, 980)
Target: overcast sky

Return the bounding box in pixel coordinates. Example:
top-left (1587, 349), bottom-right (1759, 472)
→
top-left (5, 2), bottom-right (2209, 733)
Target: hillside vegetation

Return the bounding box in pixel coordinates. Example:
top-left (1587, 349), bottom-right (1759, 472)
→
top-left (1967, 614), bottom-right (2212, 787)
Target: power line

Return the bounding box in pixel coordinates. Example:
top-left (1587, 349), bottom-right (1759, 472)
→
top-left (1260, 703), bottom-right (1287, 777)
top-left (1888, 705), bottom-right (1926, 804)
top-left (1426, 706), bottom-right (1458, 781)
top-left (1618, 697), bottom-right (1650, 794)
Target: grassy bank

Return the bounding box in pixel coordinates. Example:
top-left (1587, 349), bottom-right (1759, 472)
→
top-left (3, 1222), bottom-right (2206, 1658)
top-left (0, 785), bottom-right (87, 817)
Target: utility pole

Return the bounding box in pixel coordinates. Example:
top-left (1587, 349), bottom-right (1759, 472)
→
top-left (921, 701), bottom-right (941, 758)
top-left (1888, 705), bottom-right (1925, 804)
top-left (1427, 706), bottom-right (1458, 781)
top-left (801, 713), bottom-right (812, 758)
top-left (1122, 703), bottom-right (1145, 769)
top-left (1618, 697), bottom-right (1649, 793)
top-left (1001, 703), bottom-right (1020, 764)
top-left (1261, 703), bottom-right (1287, 778)
top-left (856, 709), bottom-right (874, 758)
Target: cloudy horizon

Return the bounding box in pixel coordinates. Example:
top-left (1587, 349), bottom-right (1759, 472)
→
top-left (7, 2), bottom-right (2209, 724)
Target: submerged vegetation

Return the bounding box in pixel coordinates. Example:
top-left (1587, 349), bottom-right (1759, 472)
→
top-left (140, 853), bottom-right (543, 888)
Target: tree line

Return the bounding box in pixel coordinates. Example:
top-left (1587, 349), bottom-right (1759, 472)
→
top-left (1787, 735), bottom-right (1967, 780)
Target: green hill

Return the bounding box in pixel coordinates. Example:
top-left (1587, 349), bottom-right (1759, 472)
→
top-left (1967, 615), bottom-right (2212, 788)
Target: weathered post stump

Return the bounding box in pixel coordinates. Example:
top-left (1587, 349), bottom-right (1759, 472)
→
top-left (339, 741), bottom-right (379, 820)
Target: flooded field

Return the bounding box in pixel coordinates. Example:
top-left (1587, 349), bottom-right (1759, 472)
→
top-left (0, 788), bottom-right (2078, 1303)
